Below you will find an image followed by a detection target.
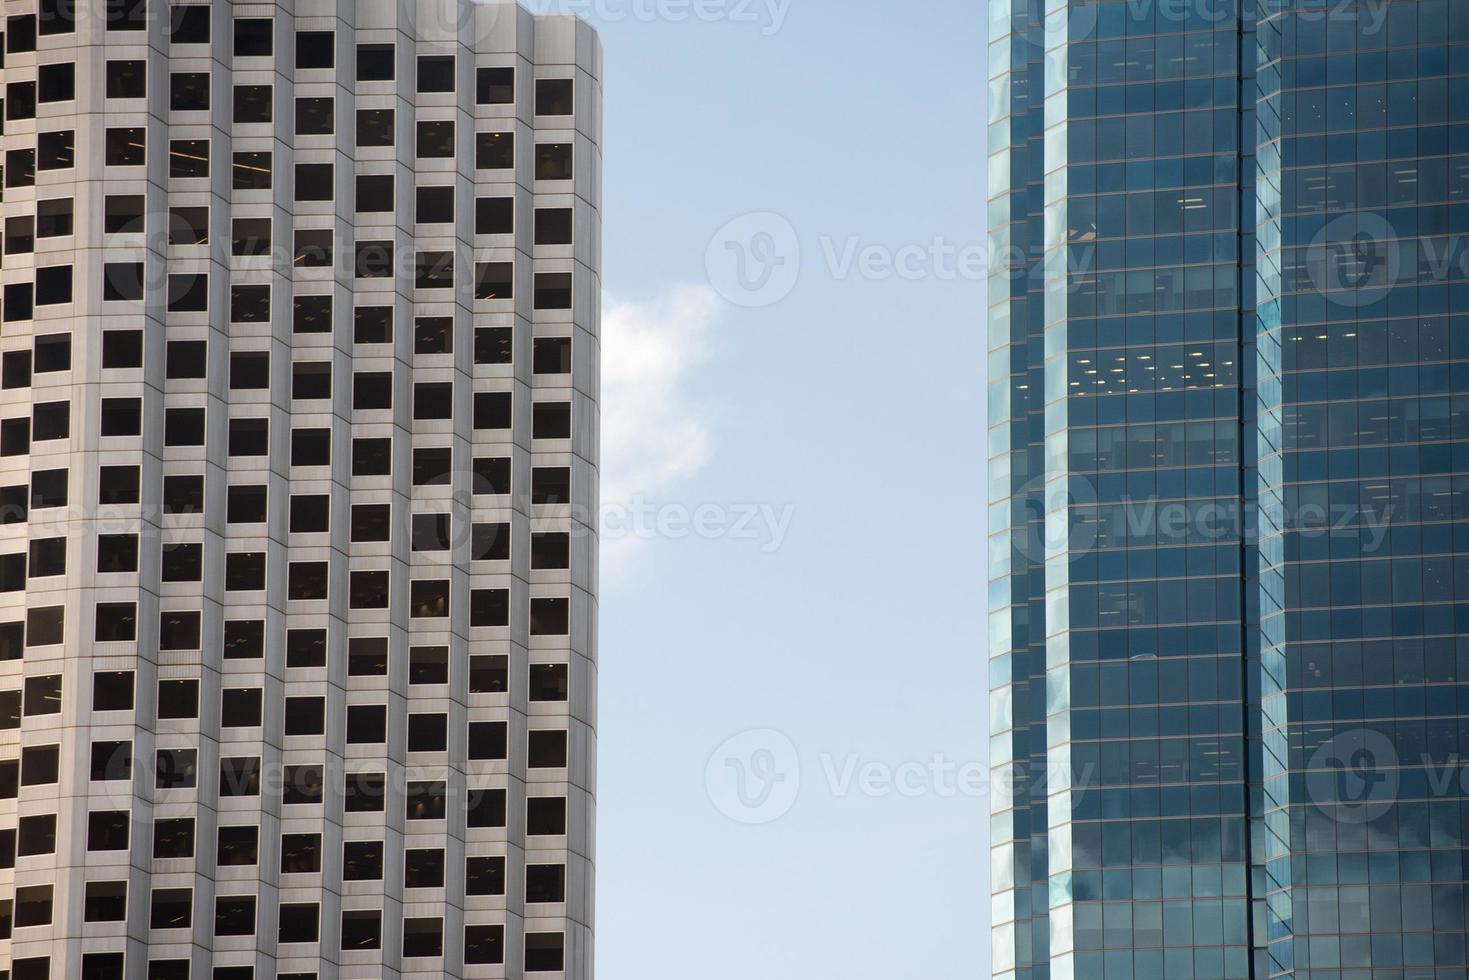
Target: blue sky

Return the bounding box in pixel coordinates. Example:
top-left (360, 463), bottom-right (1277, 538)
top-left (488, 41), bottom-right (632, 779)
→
top-left (523, 0), bottom-right (990, 974)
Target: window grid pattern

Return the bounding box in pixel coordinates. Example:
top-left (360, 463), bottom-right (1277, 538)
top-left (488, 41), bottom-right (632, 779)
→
top-left (1257, 2), bottom-right (1469, 978)
top-left (0, 2), bottom-right (600, 978)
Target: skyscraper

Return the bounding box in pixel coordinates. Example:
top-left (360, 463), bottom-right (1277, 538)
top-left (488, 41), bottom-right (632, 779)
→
top-left (989, 1), bottom-right (1469, 978)
top-left (0, 1), bottom-right (599, 977)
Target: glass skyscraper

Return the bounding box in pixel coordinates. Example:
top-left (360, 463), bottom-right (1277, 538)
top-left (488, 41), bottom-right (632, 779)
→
top-left (989, 1), bottom-right (1469, 978)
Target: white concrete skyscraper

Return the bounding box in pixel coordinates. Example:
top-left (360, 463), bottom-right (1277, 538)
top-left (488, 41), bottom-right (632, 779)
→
top-left (0, 0), bottom-right (599, 977)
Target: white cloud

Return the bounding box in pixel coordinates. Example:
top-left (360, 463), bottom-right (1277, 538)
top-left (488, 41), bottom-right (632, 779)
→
top-left (599, 285), bottom-right (720, 570)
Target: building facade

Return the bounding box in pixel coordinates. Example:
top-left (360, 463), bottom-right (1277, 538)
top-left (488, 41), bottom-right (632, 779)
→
top-left (990, 1), bottom-right (1469, 978)
top-left (0, 1), bottom-right (599, 977)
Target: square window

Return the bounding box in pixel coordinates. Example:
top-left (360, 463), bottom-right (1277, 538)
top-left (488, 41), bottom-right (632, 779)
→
top-left (221, 688), bottom-right (261, 728)
top-left (227, 485), bottom-right (268, 523)
top-left (38, 130), bottom-right (76, 170)
top-left (475, 262), bottom-right (513, 301)
top-left (467, 787), bottom-right (506, 828)
top-left (402, 918), bottom-right (444, 958)
top-left (102, 330), bottom-right (142, 367)
top-left (356, 108), bottom-right (395, 146)
top-left (525, 933), bottom-right (566, 972)
top-left (343, 839), bottom-right (384, 879)
top-left (345, 772), bottom-right (386, 812)
top-left (352, 437), bottom-right (392, 477)
top-left (348, 637), bottom-right (388, 676)
top-left (409, 645), bottom-right (449, 684)
top-left (350, 504), bottom-right (391, 542)
top-left (530, 663), bottom-right (569, 701)
top-left (297, 30), bottom-right (334, 69)
top-left (170, 71), bottom-right (209, 111)
top-left (151, 887), bottom-right (192, 930)
top-left (167, 340), bottom-right (208, 379)
top-left (294, 229), bottom-right (333, 267)
top-left (217, 825), bottom-right (258, 865)
top-left (534, 336), bottom-right (572, 374)
top-left (535, 272), bottom-right (573, 310)
top-left (18, 813), bottom-right (57, 855)
top-left (232, 217), bottom-right (271, 255)
top-left (357, 43), bottom-right (394, 81)
top-left (106, 59), bottom-right (146, 98)
top-left (405, 780), bottom-right (447, 820)
top-left (167, 273), bottom-right (208, 312)
top-left (224, 552), bottom-right (265, 591)
top-left (349, 569), bottom-right (390, 608)
top-left (160, 611), bottom-right (201, 650)
top-left (93, 671), bottom-right (134, 711)
top-left (476, 67), bottom-right (513, 104)
top-left (355, 306), bottom-right (392, 343)
top-left (526, 863), bottom-right (567, 902)
top-left (105, 194), bottom-right (144, 233)
top-left (291, 428), bottom-right (331, 467)
top-left (36, 265), bottom-right (72, 305)
top-left (346, 704), bottom-right (387, 743)
top-left (296, 163), bottom-right (334, 201)
top-left (529, 730), bottom-right (569, 769)
top-left (472, 522), bottom-right (510, 561)
top-left (417, 55), bottom-right (455, 92)
top-left (296, 96), bottom-right (334, 135)
top-left (532, 466), bottom-right (572, 504)
top-left (469, 655), bottom-right (508, 693)
top-left (283, 764), bottom-right (323, 805)
top-left (234, 150), bottom-right (272, 189)
top-left (465, 924), bottom-right (505, 964)
top-left (415, 316), bottom-right (453, 354)
top-left (169, 138), bottom-right (209, 179)
top-left (417, 185), bottom-right (454, 224)
top-left (279, 905), bottom-right (320, 940)
top-left (476, 196), bottom-right (513, 235)
top-left (466, 855), bottom-right (507, 895)
top-left (536, 143), bottom-right (573, 180)
top-left (164, 407), bottom-right (205, 446)
top-left (97, 534), bottom-right (139, 573)
top-left (231, 285), bottom-right (271, 321)
top-left (342, 910), bottom-right (382, 950)
top-left (293, 360), bottom-right (332, 400)
top-left (156, 748), bottom-right (197, 789)
top-left (157, 679), bottom-right (199, 719)
top-left (223, 620), bottom-right (265, 659)
top-left (170, 5), bottom-right (209, 43)
top-left (233, 83), bottom-right (273, 123)
top-left (37, 198), bottom-right (74, 238)
top-left (284, 697), bottom-right (324, 736)
top-left (162, 474), bottom-right (204, 514)
top-left (295, 294), bottom-right (334, 333)
top-left (290, 494), bottom-right (330, 533)
top-left (407, 713), bottom-right (447, 752)
top-left (88, 810), bottom-right (130, 851)
top-left (476, 131), bottom-right (513, 170)
top-left (38, 63), bottom-right (75, 103)
top-left (536, 78), bottom-right (573, 115)
top-left (470, 589), bottom-right (510, 628)
top-left (416, 251), bottom-right (454, 288)
top-left (473, 392), bottom-right (512, 429)
top-left (467, 721), bottom-right (507, 760)
top-left (413, 447), bottom-right (451, 485)
top-left (153, 818), bottom-right (195, 859)
top-left (90, 741), bottom-right (131, 782)
top-left (169, 206), bottom-right (209, 245)
top-left (404, 848), bottom-right (445, 888)
top-left (417, 120), bottom-right (454, 157)
top-left (288, 560), bottom-right (329, 600)
top-left (214, 895), bottom-right (256, 936)
top-left (536, 207), bottom-right (574, 245)
top-left (233, 18), bottom-right (272, 57)
top-left (286, 628), bottom-right (327, 668)
top-left (280, 833), bottom-right (321, 874)
top-left (526, 797), bottom-right (566, 836)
